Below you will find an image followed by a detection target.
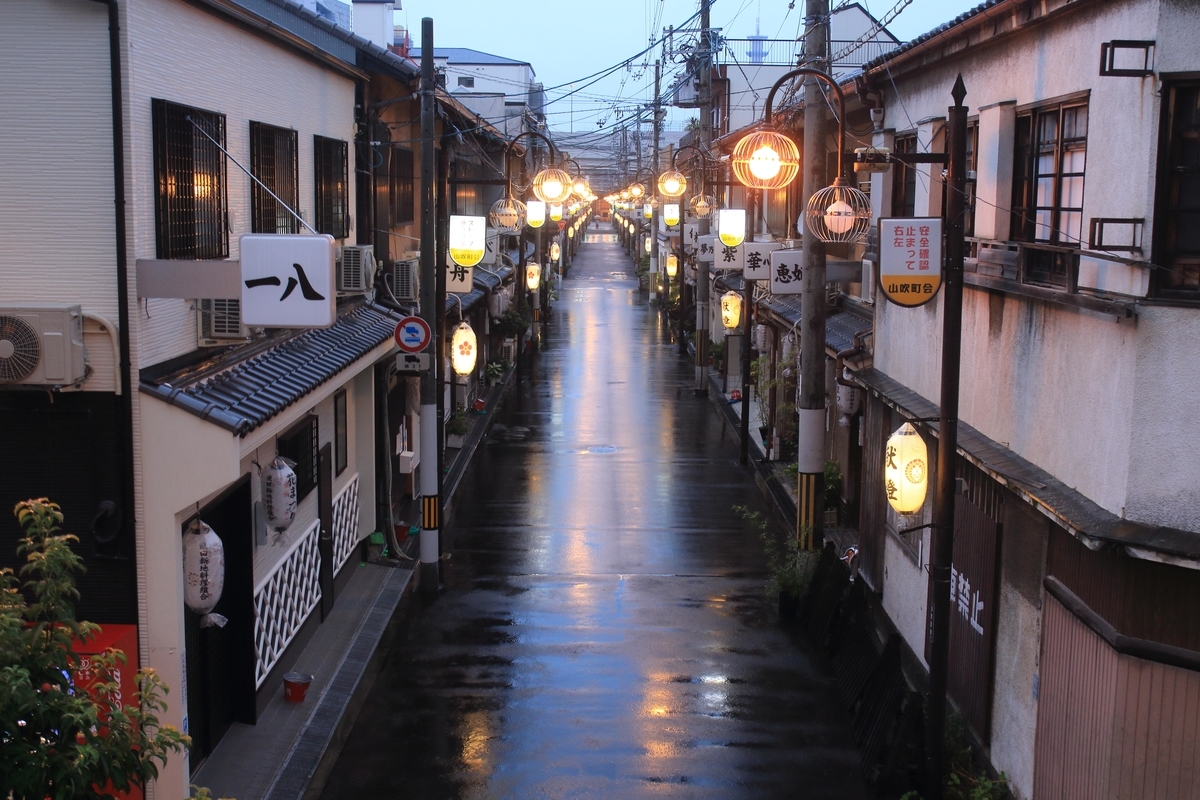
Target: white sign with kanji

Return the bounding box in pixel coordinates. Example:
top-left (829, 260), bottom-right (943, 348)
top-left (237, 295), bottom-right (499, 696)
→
top-left (240, 234), bottom-right (336, 328)
top-left (683, 223), bottom-right (699, 252)
top-left (950, 563), bottom-right (986, 635)
top-left (697, 235), bottom-right (716, 263)
top-left (480, 227), bottom-right (499, 265)
top-left (744, 241), bottom-right (782, 281)
top-left (716, 241), bottom-right (744, 271)
top-left (769, 249), bottom-right (809, 295)
top-left (878, 217), bottom-right (943, 307)
top-left (446, 260), bottom-right (473, 293)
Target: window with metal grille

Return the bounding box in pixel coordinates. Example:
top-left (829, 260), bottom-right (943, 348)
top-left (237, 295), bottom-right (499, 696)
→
top-left (314, 135), bottom-right (349, 239)
top-left (152, 99), bottom-right (228, 259)
top-left (389, 147), bottom-right (415, 225)
top-left (277, 416), bottom-right (319, 502)
top-left (1153, 82), bottom-right (1200, 298)
top-left (334, 390), bottom-right (348, 476)
top-left (1012, 101), bottom-right (1088, 286)
top-left (250, 122), bottom-right (299, 234)
top-left (892, 134), bottom-right (917, 217)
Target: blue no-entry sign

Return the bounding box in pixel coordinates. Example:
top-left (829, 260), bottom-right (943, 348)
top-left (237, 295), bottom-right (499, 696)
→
top-left (394, 316), bottom-right (432, 353)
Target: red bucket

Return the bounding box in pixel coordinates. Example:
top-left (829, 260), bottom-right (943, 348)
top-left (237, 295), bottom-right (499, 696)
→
top-left (283, 672), bottom-right (313, 702)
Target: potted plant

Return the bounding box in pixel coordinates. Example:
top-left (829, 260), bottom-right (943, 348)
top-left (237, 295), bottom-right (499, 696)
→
top-left (824, 460), bottom-right (843, 527)
top-left (446, 411), bottom-right (469, 449)
top-left (485, 359), bottom-right (505, 386)
top-left (736, 506), bottom-right (818, 619)
top-left (709, 339), bottom-right (724, 371)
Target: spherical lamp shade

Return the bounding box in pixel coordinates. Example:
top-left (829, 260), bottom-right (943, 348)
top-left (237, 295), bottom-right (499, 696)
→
top-left (532, 167), bottom-right (572, 204)
top-left (489, 196), bottom-right (526, 233)
top-left (720, 290), bottom-right (742, 330)
top-left (526, 263), bottom-right (541, 291)
top-left (572, 176), bottom-right (589, 197)
top-left (549, 203), bottom-right (563, 222)
top-left (717, 208), bottom-right (746, 248)
top-left (806, 179), bottom-right (872, 243)
top-left (689, 194), bottom-right (716, 219)
top-left (884, 422), bottom-right (928, 515)
top-left (451, 322), bottom-right (478, 376)
top-left (620, 189), bottom-right (631, 200)
top-left (549, 241), bottom-right (561, 261)
top-left (732, 129), bottom-right (801, 190)
top-left (526, 200), bottom-right (546, 229)
top-left (629, 182), bottom-right (645, 199)
top-left (663, 203), bottom-right (681, 227)
top-left (665, 253), bottom-right (679, 278)
top-left (657, 169), bottom-right (687, 198)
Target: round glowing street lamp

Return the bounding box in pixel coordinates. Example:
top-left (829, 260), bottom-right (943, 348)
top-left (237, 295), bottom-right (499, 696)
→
top-left (657, 168), bottom-right (687, 198)
top-left (733, 67), bottom-right (871, 243)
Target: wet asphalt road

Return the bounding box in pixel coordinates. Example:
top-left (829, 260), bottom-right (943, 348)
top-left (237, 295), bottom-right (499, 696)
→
top-left (319, 226), bottom-right (868, 799)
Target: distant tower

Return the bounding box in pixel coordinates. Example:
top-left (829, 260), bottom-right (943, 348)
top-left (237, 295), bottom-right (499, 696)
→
top-left (747, 18), bottom-right (768, 64)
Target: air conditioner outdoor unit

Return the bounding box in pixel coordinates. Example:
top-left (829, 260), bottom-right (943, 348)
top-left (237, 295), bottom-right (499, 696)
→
top-left (197, 299), bottom-right (251, 345)
top-left (0, 306), bottom-right (86, 387)
top-left (391, 258), bottom-right (420, 303)
top-left (337, 245), bottom-right (375, 294)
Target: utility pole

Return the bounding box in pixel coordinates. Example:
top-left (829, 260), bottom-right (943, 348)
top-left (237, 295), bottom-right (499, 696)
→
top-left (651, 59), bottom-right (662, 308)
top-left (739, 189), bottom-right (757, 466)
top-left (796, 0), bottom-right (830, 546)
top-left (418, 17), bottom-right (440, 592)
top-left (694, 0), bottom-right (713, 396)
top-left (926, 74), bottom-right (969, 800)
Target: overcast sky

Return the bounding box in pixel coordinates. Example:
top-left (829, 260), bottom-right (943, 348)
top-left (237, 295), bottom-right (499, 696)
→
top-left (394, 0), bottom-right (981, 135)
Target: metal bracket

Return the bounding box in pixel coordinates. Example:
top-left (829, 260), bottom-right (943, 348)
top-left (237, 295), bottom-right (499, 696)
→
top-left (1099, 40), bottom-right (1155, 77)
top-left (898, 522), bottom-right (935, 536)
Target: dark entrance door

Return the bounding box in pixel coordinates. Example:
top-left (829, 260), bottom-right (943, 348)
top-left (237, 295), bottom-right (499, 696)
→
top-left (184, 476), bottom-right (255, 771)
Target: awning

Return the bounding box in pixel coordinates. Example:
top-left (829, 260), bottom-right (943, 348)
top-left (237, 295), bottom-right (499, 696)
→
top-left (853, 366), bottom-right (1200, 562)
top-left (141, 302), bottom-right (403, 436)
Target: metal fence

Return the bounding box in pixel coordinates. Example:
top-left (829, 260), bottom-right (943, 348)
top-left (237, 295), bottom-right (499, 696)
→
top-left (719, 38), bottom-right (899, 68)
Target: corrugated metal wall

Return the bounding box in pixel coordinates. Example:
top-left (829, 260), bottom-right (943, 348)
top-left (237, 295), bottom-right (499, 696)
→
top-left (1034, 594), bottom-right (1200, 799)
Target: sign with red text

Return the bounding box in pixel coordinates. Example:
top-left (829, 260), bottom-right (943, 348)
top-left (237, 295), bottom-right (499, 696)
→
top-left (878, 218), bottom-right (943, 307)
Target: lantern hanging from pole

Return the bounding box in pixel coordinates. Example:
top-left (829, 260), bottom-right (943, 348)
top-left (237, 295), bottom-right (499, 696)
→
top-left (549, 240), bottom-right (561, 261)
top-left (448, 215), bottom-right (487, 267)
top-left (488, 196), bottom-right (526, 234)
top-left (526, 200), bottom-right (546, 229)
top-left (629, 183), bottom-right (645, 199)
top-left (718, 209), bottom-right (746, 248)
top-left (532, 166), bottom-right (572, 204)
top-left (526, 262), bottom-right (541, 291)
top-left (451, 322), bottom-right (477, 376)
top-left (731, 128), bottom-right (801, 190)
top-left (689, 194), bottom-right (716, 219)
top-left (663, 203), bottom-right (680, 226)
top-left (885, 422), bottom-right (928, 515)
top-left (549, 203), bottom-right (563, 222)
top-left (183, 520), bottom-right (228, 628)
top-left (665, 253), bottom-right (679, 278)
top-left (657, 169), bottom-right (687, 198)
top-left (572, 176), bottom-right (589, 197)
top-left (720, 290), bottom-right (742, 331)
top-left (262, 456), bottom-right (297, 531)
top-left (806, 177), bottom-right (872, 243)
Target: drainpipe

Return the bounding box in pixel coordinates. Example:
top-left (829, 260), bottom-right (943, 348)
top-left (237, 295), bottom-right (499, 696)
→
top-left (89, 0), bottom-right (136, 595)
top-left (355, 78), bottom-right (373, 253)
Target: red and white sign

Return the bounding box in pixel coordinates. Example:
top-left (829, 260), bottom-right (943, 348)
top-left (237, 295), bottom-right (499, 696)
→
top-left (878, 217), bottom-right (943, 307)
top-left (394, 316), bottom-right (432, 353)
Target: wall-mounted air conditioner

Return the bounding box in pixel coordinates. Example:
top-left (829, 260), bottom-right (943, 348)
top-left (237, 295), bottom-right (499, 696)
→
top-left (0, 306), bottom-right (86, 387)
top-left (391, 259), bottom-right (420, 303)
top-left (337, 245), bottom-right (375, 294)
top-left (197, 299), bottom-right (250, 346)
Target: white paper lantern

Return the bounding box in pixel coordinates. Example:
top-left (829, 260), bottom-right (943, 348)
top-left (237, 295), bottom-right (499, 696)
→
top-left (885, 423), bottom-right (928, 515)
top-left (263, 456), bottom-right (297, 531)
top-left (837, 370), bottom-right (862, 416)
top-left (183, 521), bottom-right (227, 628)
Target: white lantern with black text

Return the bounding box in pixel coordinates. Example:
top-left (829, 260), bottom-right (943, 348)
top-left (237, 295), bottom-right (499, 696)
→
top-left (884, 423), bottom-right (928, 515)
top-left (451, 322), bottom-right (477, 376)
top-left (720, 290), bottom-right (742, 331)
top-left (262, 456), bottom-right (297, 530)
top-left (183, 520), bottom-right (228, 628)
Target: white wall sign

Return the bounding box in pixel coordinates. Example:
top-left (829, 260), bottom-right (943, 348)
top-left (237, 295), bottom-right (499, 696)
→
top-left (683, 223), bottom-right (699, 252)
top-left (481, 227), bottom-right (499, 265)
top-left (447, 260), bottom-right (473, 293)
top-left (769, 249), bottom-right (809, 295)
top-left (878, 217), bottom-right (943, 307)
top-left (240, 234), bottom-right (335, 327)
top-left (744, 240), bottom-right (782, 280)
top-left (716, 241), bottom-right (744, 271)
top-left (698, 234), bottom-right (716, 263)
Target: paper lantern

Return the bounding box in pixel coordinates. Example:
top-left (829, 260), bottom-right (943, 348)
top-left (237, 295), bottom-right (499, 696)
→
top-left (183, 521), bottom-right (227, 628)
top-left (720, 290), bottom-right (742, 330)
top-left (262, 456), bottom-right (297, 530)
top-left (448, 215), bottom-right (486, 267)
top-left (526, 262), bottom-right (541, 291)
top-left (451, 322), bottom-right (477, 376)
top-left (665, 253), bottom-right (678, 278)
top-left (549, 241), bottom-right (561, 261)
top-left (718, 209), bottom-right (746, 247)
top-left (885, 422), bottom-right (928, 515)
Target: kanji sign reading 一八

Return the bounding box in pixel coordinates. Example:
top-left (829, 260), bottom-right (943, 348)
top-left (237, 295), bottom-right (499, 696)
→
top-left (240, 234), bottom-right (335, 328)
top-left (878, 217), bottom-right (943, 307)
top-left (744, 240), bottom-right (782, 281)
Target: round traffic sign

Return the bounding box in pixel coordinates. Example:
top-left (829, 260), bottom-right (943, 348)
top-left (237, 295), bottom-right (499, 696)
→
top-left (394, 316), bottom-right (432, 353)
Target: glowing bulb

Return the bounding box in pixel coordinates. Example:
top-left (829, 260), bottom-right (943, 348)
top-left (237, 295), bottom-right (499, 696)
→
top-left (644, 236), bottom-right (652, 253)
top-left (824, 199), bottom-right (855, 235)
top-left (748, 144), bottom-right (782, 181)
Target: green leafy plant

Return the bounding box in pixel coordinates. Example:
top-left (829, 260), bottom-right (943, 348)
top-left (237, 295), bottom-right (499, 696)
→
top-left (494, 307), bottom-right (531, 339)
top-left (709, 339), bottom-right (724, 367)
top-left (749, 355), bottom-right (797, 438)
top-left (899, 710), bottom-right (1009, 800)
top-left (485, 359), bottom-right (506, 381)
top-left (735, 505), bottom-right (818, 598)
top-left (446, 412), bottom-right (469, 436)
top-left (1, 499), bottom-right (190, 800)
top-left (824, 460), bottom-right (843, 508)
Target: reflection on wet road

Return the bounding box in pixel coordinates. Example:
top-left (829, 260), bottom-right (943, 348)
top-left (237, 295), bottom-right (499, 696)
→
top-left (319, 229), bottom-right (868, 799)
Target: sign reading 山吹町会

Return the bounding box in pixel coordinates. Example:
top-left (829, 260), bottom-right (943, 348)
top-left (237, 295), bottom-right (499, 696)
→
top-left (240, 234), bottom-right (336, 328)
top-left (878, 218), bottom-right (943, 307)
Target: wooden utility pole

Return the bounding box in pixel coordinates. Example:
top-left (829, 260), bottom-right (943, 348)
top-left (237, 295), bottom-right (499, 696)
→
top-left (418, 17), bottom-right (441, 592)
top-left (694, 0), bottom-right (713, 395)
top-left (652, 59), bottom-right (662, 307)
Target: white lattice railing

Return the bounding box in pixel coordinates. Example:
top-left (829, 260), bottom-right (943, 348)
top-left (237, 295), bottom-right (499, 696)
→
top-left (253, 519), bottom-right (322, 687)
top-left (332, 474), bottom-right (360, 574)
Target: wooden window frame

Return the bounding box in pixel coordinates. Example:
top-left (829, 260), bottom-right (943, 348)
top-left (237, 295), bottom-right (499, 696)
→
top-left (277, 416), bottom-right (319, 502)
top-left (389, 146), bottom-right (415, 225)
top-left (249, 121), bottom-right (300, 235)
top-left (892, 134), bottom-right (917, 217)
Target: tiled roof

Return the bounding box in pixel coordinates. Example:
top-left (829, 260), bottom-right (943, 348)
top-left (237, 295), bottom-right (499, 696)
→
top-left (713, 273), bottom-right (870, 351)
top-left (141, 303), bottom-right (403, 435)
